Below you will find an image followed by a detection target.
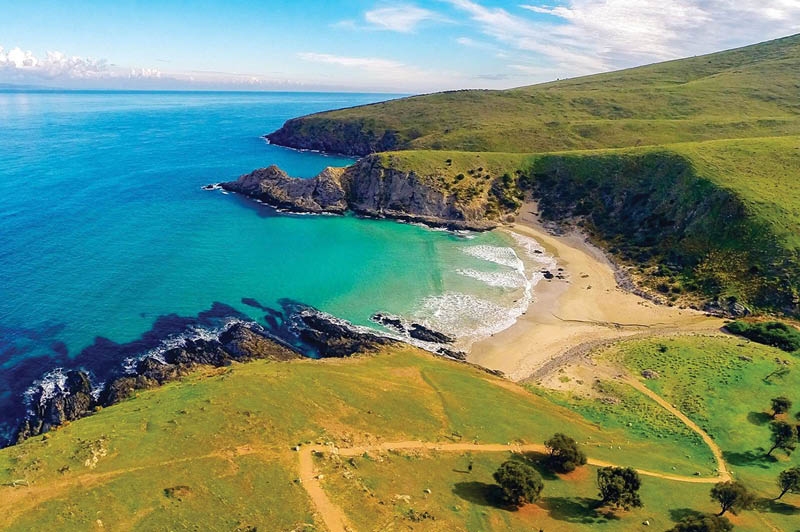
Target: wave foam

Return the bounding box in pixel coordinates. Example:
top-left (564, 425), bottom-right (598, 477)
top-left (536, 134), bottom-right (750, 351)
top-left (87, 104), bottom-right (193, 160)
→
top-left (456, 268), bottom-right (527, 289)
top-left (461, 245), bottom-right (524, 271)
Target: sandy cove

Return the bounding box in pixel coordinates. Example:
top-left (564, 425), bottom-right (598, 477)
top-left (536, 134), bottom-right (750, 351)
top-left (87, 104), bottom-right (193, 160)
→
top-left (469, 202), bottom-right (725, 382)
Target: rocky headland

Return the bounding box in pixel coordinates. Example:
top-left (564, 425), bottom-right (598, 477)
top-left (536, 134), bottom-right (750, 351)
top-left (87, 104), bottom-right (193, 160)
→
top-left (220, 155), bottom-right (500, 231)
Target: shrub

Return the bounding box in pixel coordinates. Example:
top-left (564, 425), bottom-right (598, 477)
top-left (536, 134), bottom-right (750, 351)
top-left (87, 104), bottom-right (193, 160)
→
top-left (544, 433), bottom-right (587, 472)
top-left (777, 466), bottom-right (800, 499)
top-left (726, 321), bottom-right (800, 352)
top-left (596, 467), bottom-right (642, 510)
top-left (493, 460), bottom-right (544, 508)
top-left (667, 514), bottom-right (733, 532)
top-left (710, 481), bottom-right (755, 516)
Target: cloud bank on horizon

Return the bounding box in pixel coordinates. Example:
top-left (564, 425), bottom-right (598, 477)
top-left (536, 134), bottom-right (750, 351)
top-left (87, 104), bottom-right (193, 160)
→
top-left (2, 0), bottom-right (799, 92)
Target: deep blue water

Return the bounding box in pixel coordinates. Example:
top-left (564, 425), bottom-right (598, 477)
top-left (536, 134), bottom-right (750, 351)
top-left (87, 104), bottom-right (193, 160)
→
top-left (0, 91), bottom-right (547, 445)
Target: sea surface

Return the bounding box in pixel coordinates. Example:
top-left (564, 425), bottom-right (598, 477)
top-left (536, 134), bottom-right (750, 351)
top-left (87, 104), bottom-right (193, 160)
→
top-left (0, 90), bottom-right (554, 444)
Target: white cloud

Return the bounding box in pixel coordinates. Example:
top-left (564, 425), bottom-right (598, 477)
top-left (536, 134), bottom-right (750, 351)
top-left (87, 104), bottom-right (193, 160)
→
top-left (445, 0), bottom-right (800, 81)
top-left (364, 5), bottom-right (442, 32)
top-left (298, 52), bottom-right (406, 73)
top-left (0, 46), bottom-right (110, 80)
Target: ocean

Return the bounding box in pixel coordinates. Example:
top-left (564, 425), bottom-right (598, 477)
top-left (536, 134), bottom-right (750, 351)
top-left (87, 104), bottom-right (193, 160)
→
top-left (0, 90), bottom-right (554, 444)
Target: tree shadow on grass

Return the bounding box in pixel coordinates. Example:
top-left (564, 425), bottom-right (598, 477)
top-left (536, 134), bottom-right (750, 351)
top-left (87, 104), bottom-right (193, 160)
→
top-left (452, 482), bottom-right (506, 508)
top-left (755, 497), bottom-right (800, 515)
top-left (669, 508), bottom-right (706, 522)
top-left (747, 411), bottom-right (772, 426)
top-left (539, 497), bottom-right (616, 524)
top-left (509, 451), bottom-right (559, 480)
top-left (722, 449), bottom-right (774, 469)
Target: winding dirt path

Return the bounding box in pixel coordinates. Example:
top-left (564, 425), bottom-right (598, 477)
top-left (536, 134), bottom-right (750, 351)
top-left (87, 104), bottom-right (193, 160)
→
top-left (298, 438), bottom-right (730, 532)
top-left (620, 376), bottom-right (730, 481)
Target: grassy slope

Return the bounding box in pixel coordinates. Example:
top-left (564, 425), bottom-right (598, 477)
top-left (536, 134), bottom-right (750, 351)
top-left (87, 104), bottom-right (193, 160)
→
top-left (378, 138), bottom-right (800, 311)
top-left (276, 35), bottom-right (800, 313)
top-left (599, 335), bottom-right (800, 530)
top-left (282, 34), bottom-right (800, 153)
top-left (0, 347), bottom-right (717, 531)
top-left (318, 451), bottom-right (770, 532)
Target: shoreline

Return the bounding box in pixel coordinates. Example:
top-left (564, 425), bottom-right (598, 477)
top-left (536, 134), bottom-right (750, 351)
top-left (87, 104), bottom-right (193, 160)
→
top-left (468, 201), bottom-right (725, 381)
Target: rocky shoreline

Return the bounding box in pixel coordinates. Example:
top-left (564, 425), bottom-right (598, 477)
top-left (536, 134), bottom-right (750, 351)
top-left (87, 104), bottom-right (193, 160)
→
top-left (11, 305), bottom-right (468, 446)
top-left (219, 156), bottom-right (500, 232)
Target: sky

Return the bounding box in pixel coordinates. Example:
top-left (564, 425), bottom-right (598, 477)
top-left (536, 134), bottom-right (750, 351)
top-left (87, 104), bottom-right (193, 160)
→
top-left (1, 0), bottom-right (799, 93)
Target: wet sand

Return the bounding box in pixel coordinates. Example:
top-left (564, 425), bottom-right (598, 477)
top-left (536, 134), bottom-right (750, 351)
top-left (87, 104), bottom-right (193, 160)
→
top-left (469, 202), bottom-right (724, 381)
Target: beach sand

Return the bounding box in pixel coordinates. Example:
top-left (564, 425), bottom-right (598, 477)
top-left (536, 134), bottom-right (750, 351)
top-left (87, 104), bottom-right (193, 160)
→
top-left (469, 202), bottom-right (725, 381)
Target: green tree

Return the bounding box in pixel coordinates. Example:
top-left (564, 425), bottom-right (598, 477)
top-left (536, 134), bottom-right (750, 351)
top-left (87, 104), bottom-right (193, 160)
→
top-left (544, 433), bottom-right (587, 473)
top-left (493, 460), bottom-right (544, 509)
top-left (766, 420), bottom-right (798, 457)
top-left (596, 466), bottom-right (642, 510)
top-left (770, 396), bottom-right (792, 418)
top-left (667, 514), bottom-right (733, 532)
top-left (710, 481), bottom-right (755, 516)
top-left (777, 467), bottom-right (800, 500)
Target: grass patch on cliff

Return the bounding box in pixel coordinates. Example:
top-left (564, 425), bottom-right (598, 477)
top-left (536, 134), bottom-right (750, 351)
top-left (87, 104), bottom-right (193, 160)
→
top-left (601, 335), bottom-right (800, 495)
top-left (0, 347), bottom-right (721, 530)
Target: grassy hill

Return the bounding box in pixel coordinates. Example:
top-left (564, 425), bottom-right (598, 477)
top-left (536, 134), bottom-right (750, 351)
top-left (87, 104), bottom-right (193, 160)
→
top-left (264, 34), bottom-right (800, 315)
top-left (3, 345), bottom-right (796, 531)
top-left (267, 34), bottom-right (800, 155)
top-left (370, 137), bottom-right (800, 313)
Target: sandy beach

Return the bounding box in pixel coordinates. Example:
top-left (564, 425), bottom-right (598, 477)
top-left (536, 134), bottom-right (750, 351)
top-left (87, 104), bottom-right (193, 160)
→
top-left (469, 202), bottom-right (725, 381)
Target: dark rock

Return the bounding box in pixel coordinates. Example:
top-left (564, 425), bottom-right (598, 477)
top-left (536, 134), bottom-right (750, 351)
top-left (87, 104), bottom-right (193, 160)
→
top-left (641, 369), bottom-right (660, 379)
top-left (408, 324), bottom-right (454, 344)
top-left (371, 313), bottom-right (406, 333)
top-left (219, 323), bottom-right (300, 361)
top-left (15, 370), bottom-right (97, 442)
top-left (298, 312), bottom-right (396, 358)
top-left (436, 347), bottom-right (467, 360)
top-left (136, 357), bottom-right (185, 383)
top-left (100, 375), bottom-right (158, 406)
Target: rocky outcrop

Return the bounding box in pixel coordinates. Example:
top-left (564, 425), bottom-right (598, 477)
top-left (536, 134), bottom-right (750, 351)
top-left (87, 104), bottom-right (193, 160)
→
top-left (296, 311), bottom-right (397, 358)
top-left (221, 165), bottom-right (348, 213)
top-left (15, 323), bottom-right (300, 443)
top-left (266, 117), bottom-right (401, 156)
top-left (220, 156), bottom-right (498, 231)
top-left (15, 371), bottom-right (96, 442)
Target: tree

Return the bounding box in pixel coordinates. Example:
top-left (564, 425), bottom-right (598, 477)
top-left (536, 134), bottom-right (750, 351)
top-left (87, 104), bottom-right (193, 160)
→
top-left (710, 481), bottom-right (755, 516)
top-left (493, 460), bottom-right (544, 508)
top-left (667, 514), bottom-right (733, 532)
top-left (544, 433), bottom-right (587, 473)
top-left (596, 466), bottom-right (642, 510)
top-left (777, 467), bottom-right (800, 500)
top-left (766, 420), bottom-right (798, 457)
top-left (770, 396), bottom-right (792, 418)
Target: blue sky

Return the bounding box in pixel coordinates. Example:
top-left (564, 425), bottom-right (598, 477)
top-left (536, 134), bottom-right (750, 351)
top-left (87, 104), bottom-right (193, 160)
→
top-left (2, 0), bottom-right (799, 92)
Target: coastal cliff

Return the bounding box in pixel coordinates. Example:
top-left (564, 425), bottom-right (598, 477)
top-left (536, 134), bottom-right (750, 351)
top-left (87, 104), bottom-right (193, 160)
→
top-left (221, 153), bottom-right (520, 230)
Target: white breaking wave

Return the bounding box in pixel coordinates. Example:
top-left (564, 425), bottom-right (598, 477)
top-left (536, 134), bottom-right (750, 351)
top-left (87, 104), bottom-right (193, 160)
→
top-left (409, 232), bottom-right (558, 352)
top-left (121, 317), bottom-right (253, 373)
top-left (461, 245), bottom-right (525, 271)
top-left (23, 367), bottom-right (69, 412)
top-left (455, 268), bottom-right (527, 289)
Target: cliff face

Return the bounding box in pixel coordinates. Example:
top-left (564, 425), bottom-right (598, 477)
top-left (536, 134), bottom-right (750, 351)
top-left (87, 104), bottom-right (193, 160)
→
top-left (222, 155), bottom-right (500, 230)
top-left (266, 117), bottom-right (401, 156)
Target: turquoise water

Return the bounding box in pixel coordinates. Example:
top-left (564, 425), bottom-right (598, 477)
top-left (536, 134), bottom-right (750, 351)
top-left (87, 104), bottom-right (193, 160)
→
top-left (0, 91), bottom-right (552, 443)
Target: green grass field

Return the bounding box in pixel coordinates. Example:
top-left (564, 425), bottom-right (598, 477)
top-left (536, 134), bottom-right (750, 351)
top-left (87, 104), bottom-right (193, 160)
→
top-left (601, 335), bottom-right (800, 500)
top-left (316, 450), bottom-right (777, 531)
top-left (0, 347), bottom-right (723, 531)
